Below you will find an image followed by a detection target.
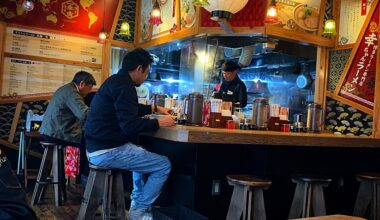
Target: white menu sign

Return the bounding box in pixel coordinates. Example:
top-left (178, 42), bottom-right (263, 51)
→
top-left (2, 57), bottom-right (102, 96)
top-left (5, 27), bottom-right (103, 64)
top-left (339, 0), bottom-right (374, 45)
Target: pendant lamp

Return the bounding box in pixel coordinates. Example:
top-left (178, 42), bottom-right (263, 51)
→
top-left (149, 0), bottom-right (163, 25)
top-left (323, 17), bottom-right (336, 35)
top-left (203, 0), bottom-right (248, 21)
top-left (98, 0), bottom-right (107, 43)
top-left (120, 21), bottom-right (131, 37)
top-left (265, 0), bottom-right (279, 24)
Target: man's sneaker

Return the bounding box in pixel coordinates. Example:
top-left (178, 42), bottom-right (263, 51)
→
top-left (128, 207), bottom-right (153, 220)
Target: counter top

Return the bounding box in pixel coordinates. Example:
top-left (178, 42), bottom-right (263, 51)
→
top-left (142, 125), bottom-right (380, 148)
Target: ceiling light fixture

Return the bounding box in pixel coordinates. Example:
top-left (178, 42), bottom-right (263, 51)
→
top-left (149, 0), bottom-right (163, 25)
top-left (98, 0), bottom-right (107, 43)
top-left (119, 21), bottom-right (131, 37)
top-left (323, 16), bottom-right (336, 35)
top-left (22, 0), bottom-right (35, 11)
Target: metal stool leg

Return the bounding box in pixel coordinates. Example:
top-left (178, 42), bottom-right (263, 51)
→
top-left (31, 146), bottom-right (53, 205)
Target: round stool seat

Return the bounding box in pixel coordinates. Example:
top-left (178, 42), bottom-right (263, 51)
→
top-left (89, 163), bottom-right (124, 172)
top-left (227, 175), bottom-right (272, 187)
top-left (292, 175), bottom-right (332, 183)
top-left (40, 141), bottom-right (60, 147)
top-left (357, 173), bottom-right (380, 182)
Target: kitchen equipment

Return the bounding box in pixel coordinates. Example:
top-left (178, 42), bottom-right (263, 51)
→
top-left (185, 93), bottom-right (204, 125)
top-left (252, 98), bottom-right (269, 130)
top-left (151, 94), bottom-right (166, 107)
top-left (307, 103), bottom-right (323, 133)
top-left (292, 113), bottom-right (304, 132)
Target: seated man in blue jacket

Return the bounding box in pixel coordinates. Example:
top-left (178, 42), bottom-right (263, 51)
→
top-left (85, 48), bottom-right (175, 220)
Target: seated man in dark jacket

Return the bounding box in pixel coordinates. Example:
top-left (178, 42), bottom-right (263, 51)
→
top-left (85, 48), bottom-right (175, 220)
top-left (0, 148), bottom-right (37, 220)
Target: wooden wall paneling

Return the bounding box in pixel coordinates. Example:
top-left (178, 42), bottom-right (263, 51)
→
top-left (0, 94), bottom-right (52, 104)
top-left (110, 0), bottom-right (124, 40)
top-left (8, 102), bottom-right (22, 143)
top-left (334, 0), bottom-right (341, 48)
top-left (372, 13), bottom-right (380, 138)
top-left (0, 22), bottom-right (6, 96)
top-left (333, 0), bottom-right (378, 94)
top-left (317, 0), bottom-right (328, 36)
top-left (265, 26), bottom-right (335, 47)
top-left (102, 41), bottom-right (111, 80)
top-left (326, 91), bottom-right (373, 115)
top-left (0, 138), bottom-right (42, 159)
top-left (134, 0), bottom-right (142, 44)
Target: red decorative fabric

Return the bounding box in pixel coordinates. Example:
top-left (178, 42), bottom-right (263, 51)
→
top-left (65, 146), bottom-right (80, 179)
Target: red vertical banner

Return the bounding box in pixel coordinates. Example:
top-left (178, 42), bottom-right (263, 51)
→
top-left (339, 4), bottom-right (379, 109)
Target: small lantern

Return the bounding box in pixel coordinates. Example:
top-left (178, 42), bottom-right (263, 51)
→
top-left (120, 21), bottom-right (131, 37)
top-left (323, 17), bottom-right (336, 35)
top-left (149, 0), bottom-right (163, 25)
top-left (265, 0), bottom-right (279, 24)
top-left (98, 29), bottom-right (107, 44)
top-left (203, 0), bottom-right (248, 21)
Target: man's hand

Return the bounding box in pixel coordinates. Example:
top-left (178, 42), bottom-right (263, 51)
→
top-left (156, 106), bottom-right (172, 115)
top-left (158, 116), bottom-right (175, 127)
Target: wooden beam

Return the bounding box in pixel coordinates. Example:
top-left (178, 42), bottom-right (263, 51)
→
top-left (0, 22), bottom-right (6, 97)
top-left (315, 47), bottom-right (328, 104)
top-left (110, 0), bottom-right (124, 41)
top-left (372, 12), bottom-right (380, 138)
top-left (8, 102), bottom-right (22, 143)
top-left (0, 138), bottom-right (42, 159)
top-left (101, 40), bottom-right (111, 81)
top-left (326, 91), bottom-right (373, 115)
top-left (110, 40), bottom-right (135, 49)
top-left (265, 25), bottom-right (335, 47)
top-left (0, 93), bottom-right (52, 104)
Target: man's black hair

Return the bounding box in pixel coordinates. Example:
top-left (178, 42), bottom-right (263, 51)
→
top-left (72, 71), bottom-right (96, 86)
top-left (121, 48), bottom-right (153, 72)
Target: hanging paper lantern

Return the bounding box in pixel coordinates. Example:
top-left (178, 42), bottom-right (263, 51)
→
top-left (203, 0), bottom-right (248, 21)
top-left (149, 0), bottom-right (163, 25)
top-left (120, 21), bottom-right (131, 37)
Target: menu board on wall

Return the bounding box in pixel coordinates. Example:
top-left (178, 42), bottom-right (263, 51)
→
top-left (338, 4), bottom-right (379, 109)
top-left (1, 57), bottom-right (102, 96)
top-left (139, 0), bottom-right (178, 41)
top-left (338, 0), bottom-right (374, 45)
top-left (5, 27), bottom-right (102, 64)
top-left (275, 0), bottom-right (322, 34)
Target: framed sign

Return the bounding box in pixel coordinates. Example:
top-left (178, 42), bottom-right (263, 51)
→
top-left (139, 0), bottom-right (179, 42)
top-left (334, 1), bottom-right (379, 113)
top-left (338, 0), bottom-right (375, 46)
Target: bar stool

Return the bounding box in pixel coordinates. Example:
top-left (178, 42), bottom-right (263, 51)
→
top-left (226, 175), bottom-right (272, 220)
top-left (353, 173), bottom-right (380, 220)
top-left (77, 164), bottom-right (125, 220)
top-left (288, 175), bottom-right (332, 219)
top-left (31, 142), bottom-right (66, 206)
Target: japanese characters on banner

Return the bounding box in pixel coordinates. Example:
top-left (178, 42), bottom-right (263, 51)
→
top-left (339, 4), bottom-right (379, 109)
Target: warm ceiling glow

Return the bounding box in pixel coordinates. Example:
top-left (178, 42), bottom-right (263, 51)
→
top-left (120, 21), bottom-right (131, 36)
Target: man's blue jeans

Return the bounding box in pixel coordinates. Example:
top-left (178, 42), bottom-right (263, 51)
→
top-left (87, 142), bottom-right (171, 209)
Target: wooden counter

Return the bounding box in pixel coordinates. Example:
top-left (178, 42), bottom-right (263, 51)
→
top-left (143, 125), bottom-right (380, 148)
